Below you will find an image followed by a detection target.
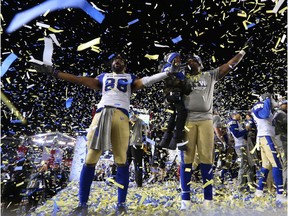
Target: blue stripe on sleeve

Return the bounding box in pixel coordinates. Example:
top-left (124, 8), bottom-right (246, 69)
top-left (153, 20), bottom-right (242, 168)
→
top-left (97, 72), bottom-right (106, 87)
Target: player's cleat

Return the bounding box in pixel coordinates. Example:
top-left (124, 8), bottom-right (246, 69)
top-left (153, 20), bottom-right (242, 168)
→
top-left (180, 200), bottom-right (192, 211)
top-left (203, 199), bottom-right (214, 209)
top-left (114, 202), bottom-right (127, 215)
top-left (276, 194), bottom-right (287, 207)
top-left (70, 203), bottom-right (88, 216)
top-left (159, 132), bottom-right (173, 148)
top-left (254, 189), bottom-right (264, 197)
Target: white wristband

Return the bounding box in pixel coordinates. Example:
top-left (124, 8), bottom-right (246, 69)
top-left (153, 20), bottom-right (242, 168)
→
top-left (239, 50), bottom-right (246, 56)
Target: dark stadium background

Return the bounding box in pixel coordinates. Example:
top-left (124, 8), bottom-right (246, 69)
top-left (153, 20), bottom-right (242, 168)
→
top-left (1, 0), bottom-right (287, 137)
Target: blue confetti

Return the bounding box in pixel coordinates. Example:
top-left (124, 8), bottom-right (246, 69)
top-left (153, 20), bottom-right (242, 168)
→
top-left (247, 23), bottom-right (256, 29)
top-left (108, 54), bottom-right (115, 59)
top-left (172, 35), bottom-right (182, 44)
top-left (128, 19), bottom-right (139, 26)
top-left (66, 98), bottom-right (73, 108)
top-left (10, 120), bottom-right (22, 123)
top-left (6, 0), bottom-right (105, 33)
top-left (1, 53), bottom-right (18, 77)
top-left (80, 0), bottom-right (105, 24)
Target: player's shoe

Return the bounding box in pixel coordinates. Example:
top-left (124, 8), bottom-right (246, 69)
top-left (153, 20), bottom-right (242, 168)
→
top-left (180, 200), bottom-right (192, 211)
top-left (70, 203), bottom-right (88, 216)
top-left (114, 202), bottom-right (127, 215)
top-left (276, 194), bottom-right (287, 207)
top-left (203, 199), bottom-right (214, 209)
top-left (254, 189), bottom-right (264, 197)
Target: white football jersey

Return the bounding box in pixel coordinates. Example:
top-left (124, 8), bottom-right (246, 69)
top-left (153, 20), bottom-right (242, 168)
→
top-left (96, 72), bottom-right (137, 112)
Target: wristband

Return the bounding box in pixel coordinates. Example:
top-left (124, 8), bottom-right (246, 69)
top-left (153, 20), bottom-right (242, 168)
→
top-left (239, 50), bottom-right (246, 56)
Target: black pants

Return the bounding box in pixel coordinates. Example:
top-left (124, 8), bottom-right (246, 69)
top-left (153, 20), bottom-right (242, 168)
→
top-left (166, 93), bottom-right (187, 139)
top-left (127, 145), bottom-right (144, 187)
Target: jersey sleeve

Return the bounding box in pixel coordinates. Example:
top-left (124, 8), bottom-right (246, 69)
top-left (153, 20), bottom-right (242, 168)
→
top-left (208, 67), bottom-right (220, 82)
top-left (130, 74), bottom-right (138, 89)
top-left (252, 99), bottom-right (271, 119)
top-left (96, 73), bottom-right (106, 87)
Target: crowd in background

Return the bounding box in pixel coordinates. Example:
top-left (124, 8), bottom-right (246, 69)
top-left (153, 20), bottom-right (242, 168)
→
top-left (1, 98), bottom-right (287, 215)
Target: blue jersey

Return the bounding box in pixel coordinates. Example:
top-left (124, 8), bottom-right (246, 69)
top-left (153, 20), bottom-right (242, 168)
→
top-left (96, 72), bottom-right (137, 113)
top-left (251, 99), bottom-right (275, 136)
top-left (228, 119), bottom-right (246, 147)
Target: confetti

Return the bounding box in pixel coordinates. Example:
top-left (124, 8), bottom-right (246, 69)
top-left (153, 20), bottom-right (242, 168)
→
top-left (1, 53), bottom-right (18, 77)
top-left (6, 0), bottom-right (105, 33)
top-left (128, 19), bottom-right (139, 26)
top-left (77, 37), bottom-right (100, 51)
top-left (171, 35), bottom-right (182, 44)
top-left (144, 54), bottom-right (159, 60)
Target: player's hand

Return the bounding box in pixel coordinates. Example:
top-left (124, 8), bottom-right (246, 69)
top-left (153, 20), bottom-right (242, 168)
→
top-left (30, 63), bottom-right (55, 76)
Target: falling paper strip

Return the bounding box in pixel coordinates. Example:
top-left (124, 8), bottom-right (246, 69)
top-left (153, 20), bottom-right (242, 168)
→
top-left (108, 54), bottom-right (115, 59)
top-left (43, 37), bottom-right (53, 65)
top-left (247, 23), bottom-right (256, 29)
top-left (80, 0), bottom-right (105, 24)
top-left (77, 37), bottom-right (100, 51)
top-left (154, 42), bottom-right (170, 48)
top-left (49, 34), bottom-right (61, 46)
top-left (128, 19), bottom-right (139, 26)
top-left (66, 98), bottom-right (74, 108)
top-left (1, 90), bottom-right (27, 124)
top-left (6, 0), bottom-right (105, 33)
top-left (272, 0), bottom-right (285, 13)
top-left (171, 35), bottom-right (182, 44)
top-left (144, 54), bottom-right (159, 60)
top-left (1, 53), bottom-right (18, 77)
top-left (36, 22), bottom-right (50, 28)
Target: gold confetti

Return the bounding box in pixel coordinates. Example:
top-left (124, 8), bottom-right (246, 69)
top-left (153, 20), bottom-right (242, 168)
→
top-left (144, 54), bottom-right (159, 60)
top-left (77, 37), bottom-right (101, 51)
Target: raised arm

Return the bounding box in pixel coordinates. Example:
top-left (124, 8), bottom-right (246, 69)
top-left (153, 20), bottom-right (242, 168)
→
top-left (132, 58), bottom-right (180, 91)
top-left (31, 63), bottom-right (101, 90)
top-left (218, 51), bottom-right (246, 80)
top-left (218, 36), bottom-right (253, 80)
top-left (56, 71), bottom-right (100, 90)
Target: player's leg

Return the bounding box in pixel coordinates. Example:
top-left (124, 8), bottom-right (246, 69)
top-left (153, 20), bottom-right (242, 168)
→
top-left (255, 137), bottom-right (272, 197)
top-left (110, 109), bottom-right (130, 212)
top-left (262, 136), bottom-right (285, 203)
top-left (160, 103), bottom-right (176, 148)
top-left (197, 120), bottom-right (214, 203)
top-left (131, 145), bottom-right (144, 187)
top-left (169, 101), bottom-right (188, 150)
top-left (180, 121), bottom-right (197, 208)
top-left (75, 113), bottom-right (103, 213)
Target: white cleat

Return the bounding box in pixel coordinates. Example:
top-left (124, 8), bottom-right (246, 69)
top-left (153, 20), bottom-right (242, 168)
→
top-left (276, 194), bottom-right (287, 205)
top-left (254, 189), bottom-right (264, 197)
top-left (203, 199), bottom-right (214, 209)
top-left (180, 200), bottom-right (192, 211)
